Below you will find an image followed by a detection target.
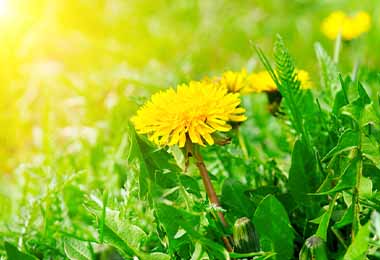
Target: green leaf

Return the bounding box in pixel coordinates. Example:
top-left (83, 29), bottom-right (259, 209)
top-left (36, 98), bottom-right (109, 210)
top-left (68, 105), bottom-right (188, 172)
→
top-left (190, 242), bottom-right (204, 260)
top-left (359, 176), bottom-right (372, 198)
top-left (343, 222), bottom-right (370, 260)
top-left (371, 211), bottom-right (380, 238)
top-left (322, 130), bottom-right (359, 161)
top-left (273, 35), bottom-right (305, 137)
top-left (362, 134), bottom-right (380, 169)
top-left (255, 35), bottom-right (312, 145)
top-left (315, 195), bottom-right (337, 241)
top-left (340, 82), bottom-right (371, 125)
top-left (88, 204), bottom-right (170, 259)
top-left (140, 252), bottom-right (171, 260)
top-left (102, 210), bottom-right (146, 256)
top-left (127, 123), bottom-right (180, 197)
top-left (334, 204), bottom-right (354, 229)
top-left (63, 237), bottom-right (93, 260)
top-left (221, 178), bottom-right (254, 217)
top-left (180, 175), bottom-right (201, 198)
top-left (253, 195), bottom-right (294, 260)
top-left (155, 203), bottom-right (199, 251)
top-left (315, 157), bottom-right (359, 195)
top-left (4, 242), bottom-right (38, 260)
top-left (314, 42), bottom-right (339, 98)
top-left (229, 251), bottom-right (276, 259)
top-left (288, 140), bottom-right (323, 212)
top-left (155, 203), bottom-right (228, 259)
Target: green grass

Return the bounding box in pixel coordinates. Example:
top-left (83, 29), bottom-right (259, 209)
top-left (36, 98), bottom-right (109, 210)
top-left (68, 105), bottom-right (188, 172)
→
top-left (1, 1), bottom-right (380, 259)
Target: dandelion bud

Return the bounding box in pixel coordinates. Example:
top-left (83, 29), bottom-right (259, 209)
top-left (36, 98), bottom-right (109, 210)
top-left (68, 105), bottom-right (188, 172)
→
top-left (299, 235), bottom-right (328, 260)
top-left (233, 217), bottom-right (260, 253)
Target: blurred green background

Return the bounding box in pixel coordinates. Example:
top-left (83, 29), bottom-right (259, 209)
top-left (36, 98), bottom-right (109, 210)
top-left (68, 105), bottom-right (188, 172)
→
top-left (0, 0), bottom-right (379, 178)
top-left (0, 1), bottom-right (379, 258)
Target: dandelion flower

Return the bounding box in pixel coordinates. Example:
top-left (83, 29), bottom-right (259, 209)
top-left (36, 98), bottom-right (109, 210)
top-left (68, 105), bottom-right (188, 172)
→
top-left (321, 11), bottom-right (371, 40)
top-left (246, 70), bottom-right (312, 93)
top-left (246, 71), bottom-right (278, 93)
top-left (131, 81), bottom-right (246, 148)
top-left (219, 69), bottom-right (249, 93)
top-left (295, 69), bottom-right (312, 89)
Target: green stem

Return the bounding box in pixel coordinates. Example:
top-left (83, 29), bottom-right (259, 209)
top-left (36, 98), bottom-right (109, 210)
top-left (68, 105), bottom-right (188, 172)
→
top-left (351, 58), bottom-right (360, 81)
top-left (192, 145), bottom-right (233, 252)
top-left (332, 227), bottom-right (348, 249)
top-left (352, 153), bottom-right (362, 240)
top-left (333, 32), bottom-right (342, 64)
top-left (237, 127), bottom-right (249, 160)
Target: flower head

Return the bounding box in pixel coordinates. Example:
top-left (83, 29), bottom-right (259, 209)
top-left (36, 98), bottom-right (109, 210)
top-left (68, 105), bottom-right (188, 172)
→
top-left (131, 81), bottom-right (246, 148)
top-left (246, 71), bottom-right (278, 93)
top-left (295, 69), bottom-right (312, 89)
top-left (245, 69), bottom-right (312, 93)
top-left (219, 69), bottom-right (249, 93)
top-left (321, 11), bottom-right (371, 40)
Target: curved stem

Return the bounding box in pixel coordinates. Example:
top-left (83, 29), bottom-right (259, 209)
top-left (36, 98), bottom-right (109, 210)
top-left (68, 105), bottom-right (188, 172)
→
top-left (193, 146), bottom-right (233, 252)
top-left (194, 151), bottom-right (227, 227)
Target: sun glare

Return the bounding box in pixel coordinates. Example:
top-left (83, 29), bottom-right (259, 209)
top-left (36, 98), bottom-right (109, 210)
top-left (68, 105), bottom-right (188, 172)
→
top-left (0, 0), bottom-right (10, 17)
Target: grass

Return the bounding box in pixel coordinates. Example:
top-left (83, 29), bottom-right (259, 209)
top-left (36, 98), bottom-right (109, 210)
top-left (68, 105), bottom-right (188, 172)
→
top-left (1, 0), bottom-right (380, 259)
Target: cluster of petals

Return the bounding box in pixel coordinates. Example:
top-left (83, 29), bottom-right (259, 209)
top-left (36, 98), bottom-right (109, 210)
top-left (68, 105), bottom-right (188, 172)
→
top-left (321, 11), bottom-right (371, 40)
top-left (132, 81), bottom-right (246, 147)
top-left (215, 69), bottom-right (312, 94)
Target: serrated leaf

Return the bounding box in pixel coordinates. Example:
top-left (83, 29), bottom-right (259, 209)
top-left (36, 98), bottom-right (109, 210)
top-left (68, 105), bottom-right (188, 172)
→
top-left (102, 210), bottom-right (146, 254)
top-left (314, 42), bottom-right (339, 97)
top-left (63, 237), bottom-right (93, 260)
top-left (253, 195), bottom-right (294, 260)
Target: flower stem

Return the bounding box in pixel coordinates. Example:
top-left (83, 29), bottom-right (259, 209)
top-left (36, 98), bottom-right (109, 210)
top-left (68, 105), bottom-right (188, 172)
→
top-left (194, 152), bottom-right (227, 227)
top-left (351, 57), bottom-right (360, 81)
top-left (193, 146), bottom-right (233, 252)
top-left (236, 127), bottom-right (249, 160)
top-left (333, 32), bottom-right (342, 64)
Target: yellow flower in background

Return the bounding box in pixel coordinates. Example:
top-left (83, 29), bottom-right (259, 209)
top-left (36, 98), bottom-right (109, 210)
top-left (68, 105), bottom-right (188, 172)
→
top-left (245, 69), bottom-right (312, 93)
top-left (131, 81), bottom-right (246, 148)
top-left (295, 69), bottom-right (312, 89)
top-left (219, 69), bottom-right (249, 93)
top-left (321, 11), bottom-right (371, 40)
top-left (246, 71), bottom-right (277, 93)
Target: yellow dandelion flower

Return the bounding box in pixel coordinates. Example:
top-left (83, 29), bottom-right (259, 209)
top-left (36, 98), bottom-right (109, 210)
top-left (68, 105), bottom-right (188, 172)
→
top-left (245, 71), bottom-right (277, 93)
top-left (295, 69), bottom-right (312, 89)
top-left (245, 70), bottom-right (312, 93)
top-left (131, 81), bottom-right (247, 148)
top-left (321, 11), bottom-right (371, 40)
top-left (219, 69), bottom-right (249, 93)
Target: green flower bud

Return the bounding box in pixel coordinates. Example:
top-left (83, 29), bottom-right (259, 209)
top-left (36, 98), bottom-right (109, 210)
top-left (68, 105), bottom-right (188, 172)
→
top-left (299, 235), bottom-right (328, 260)
top-left (233, 217), bottom-right (260, 253)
